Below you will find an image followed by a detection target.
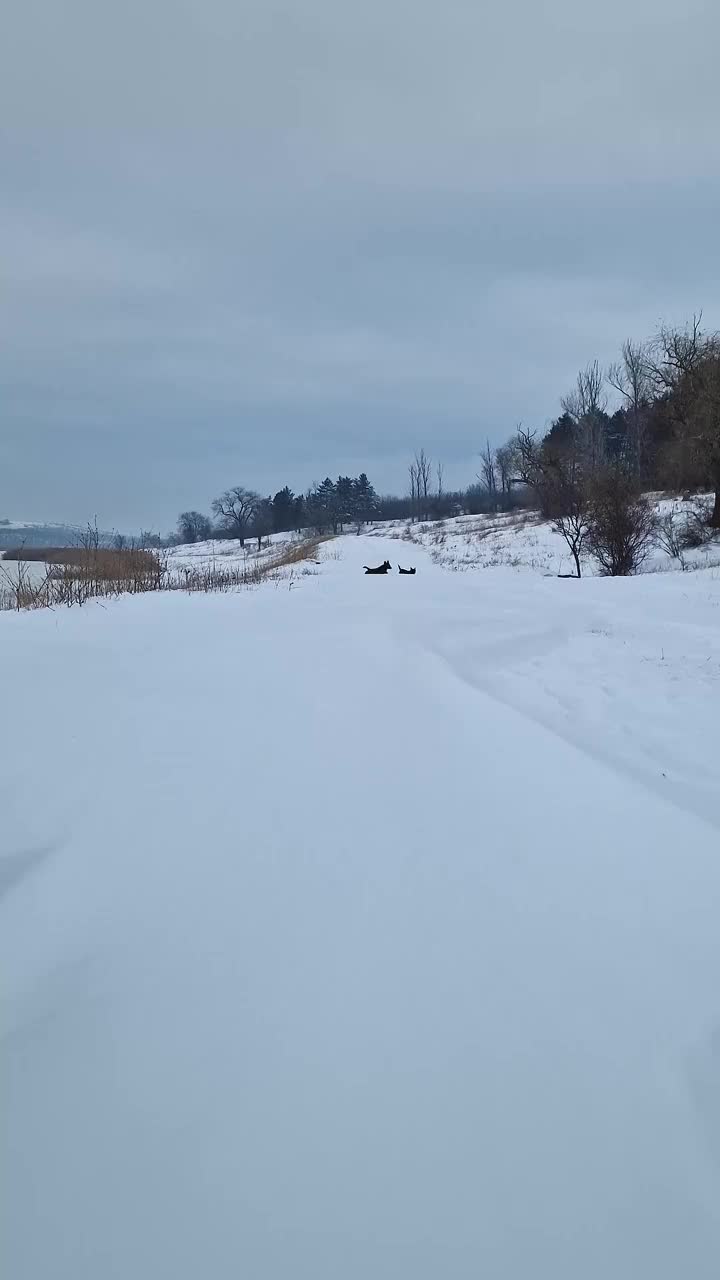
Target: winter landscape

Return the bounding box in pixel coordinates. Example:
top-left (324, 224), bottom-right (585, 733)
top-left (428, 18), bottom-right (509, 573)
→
top-left (5, 0), bottom-right (720, 1273)
top-left (3, 496), bottom-right (720, 1277)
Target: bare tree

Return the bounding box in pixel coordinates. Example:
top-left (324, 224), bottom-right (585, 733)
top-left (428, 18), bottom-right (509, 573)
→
top-left (607, 339), bottom-right (652, 477)
top-left (513, 426), bottom-right (541, 486)
top-left (546, 455), bottom-right (591, 578)
top-left (211, 486), bottom-right (260, 546)
top-left (494, 443), bottom-right (517, 506)
top-left (648, 315), bottom-right (720, 526)
top-left (408, 462), bottom-right (418, 522)
top-left (649, 313), bottom-right (706, 391)
top-left (436, 461), bottom-right (444, 503)
top-left (478, 439), bottom-right (498, 511)
top-left (414, 449), bottom-right (432, 519)
top-left (177, 511), bottom-right (213, 544)
top-left (562, 360), bottom-right (608, 470)
top-left (511, 425), bottom-right (589, 575)
top-left (562, 359), bottom-right (606, 422)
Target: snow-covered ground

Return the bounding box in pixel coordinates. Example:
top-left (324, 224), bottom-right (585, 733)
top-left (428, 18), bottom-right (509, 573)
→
top-left (370, 494), bottom-right (720, 577)
top-left (164, 529), bottom-right (302, 573)
top-left (3, 533), bottom-right (720, 1278)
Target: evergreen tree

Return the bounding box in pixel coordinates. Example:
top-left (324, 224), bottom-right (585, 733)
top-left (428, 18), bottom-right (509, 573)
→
top-left (272, 487), bottom-right (295, 533)
top-left (351, 473), bottom-right (378, 531)
top-left (315, 478), bottom-right (339, 532)
top-left (292, 495), bottom-right (306, 532)
top-left (335, 476), bottom-right (355, 530)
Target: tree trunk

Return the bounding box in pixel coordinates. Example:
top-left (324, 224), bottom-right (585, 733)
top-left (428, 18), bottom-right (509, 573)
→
top-left (711, 477), bottom-right (720, 528)
top-left (572, 547), bottom-right (582, 578)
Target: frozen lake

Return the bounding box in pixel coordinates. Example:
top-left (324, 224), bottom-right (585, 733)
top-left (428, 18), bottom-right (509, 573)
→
top-left (0, 558), bottom-right (53, 605)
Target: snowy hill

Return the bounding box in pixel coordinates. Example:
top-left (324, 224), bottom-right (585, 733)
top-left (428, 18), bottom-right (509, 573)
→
top-left (3, 532), bottom-right (720, 1278)
top-left (367, 494), bottom-right (720, 577)
top-left (0, 519), bottom-right (94, 550)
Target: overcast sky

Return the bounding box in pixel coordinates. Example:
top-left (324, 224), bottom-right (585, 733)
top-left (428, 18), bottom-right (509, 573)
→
top-left (2, 0), bottom-right (719, 530)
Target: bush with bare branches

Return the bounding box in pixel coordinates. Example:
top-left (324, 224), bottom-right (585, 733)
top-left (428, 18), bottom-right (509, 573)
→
top-left (586, 469), bottom-right (655, 576)
top-left (654, 509), bottom-right (687, 569)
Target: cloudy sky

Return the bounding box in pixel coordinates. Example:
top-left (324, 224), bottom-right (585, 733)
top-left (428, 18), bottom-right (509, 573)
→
top-left (2, 0), bottom-right (718, 530)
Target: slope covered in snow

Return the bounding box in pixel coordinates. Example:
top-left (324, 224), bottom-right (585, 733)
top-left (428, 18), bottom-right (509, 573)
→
top-left (369, 495), bottom-right (720, 577)
top-left (3, 535), bottom-right (720, 1278)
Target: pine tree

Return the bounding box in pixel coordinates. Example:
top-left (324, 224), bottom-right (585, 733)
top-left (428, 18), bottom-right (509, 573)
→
top-left (352, 473), bottom-right (378, 531)
top-left (272, 487), bottom-right (295, 533)
top-left (335, 476), bottom-right (355, 531)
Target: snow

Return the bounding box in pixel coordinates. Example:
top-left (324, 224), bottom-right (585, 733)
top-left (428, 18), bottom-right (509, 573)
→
top-left (0, 518), bottom-right (86, 536)
top-left (164, 530), bottom-right (305, 578)
top-left (166, 529), bottom-right (300, 565)
top-left (3, 534), bottom-right (720, 1278)
top-left (370, 495), bottom-right (720, 577)
top-left (0, 519), bottom-right (60, 529)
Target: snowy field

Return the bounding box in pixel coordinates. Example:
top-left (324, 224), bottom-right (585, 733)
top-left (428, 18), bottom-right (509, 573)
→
top-left (370, 494), bottom-right (720, 577)
top-left (3, 531), bottom-right (720, 1278)
top-left (164, 528), bottom-right (305, 574)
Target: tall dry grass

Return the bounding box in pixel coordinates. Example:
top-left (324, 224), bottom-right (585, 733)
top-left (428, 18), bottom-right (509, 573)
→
top-left (0, 546), bottom-right (166, 610)
top-left (0, 532), bottom-right (330, 611)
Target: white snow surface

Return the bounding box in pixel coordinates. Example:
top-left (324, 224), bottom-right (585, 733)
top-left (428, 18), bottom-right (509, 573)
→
top-left (369, 495), bottom-right (720, 577)
top-left (3, 534), bottom-right (720, 1278)
top-left (165, 529), bottom-right (302, 571)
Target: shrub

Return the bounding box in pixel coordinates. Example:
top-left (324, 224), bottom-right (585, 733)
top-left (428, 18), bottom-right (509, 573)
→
top-left (586, 469), bottom-right (655, 576)
top-left (655, 509), bottom-right (686, 568)
top-left (680, 501), bottom-right (715, 549)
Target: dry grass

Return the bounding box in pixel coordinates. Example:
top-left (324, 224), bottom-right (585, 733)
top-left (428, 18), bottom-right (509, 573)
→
top-left (1, 546), bottom-right (154, 565)
top-left (1, 546), bottom-right (166, 610)
top-left (0, 534), bottom-right (331, 611)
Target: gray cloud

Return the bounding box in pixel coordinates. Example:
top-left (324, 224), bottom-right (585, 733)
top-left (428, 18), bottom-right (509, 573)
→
top-left (2, 0), bottom-right (719, 528)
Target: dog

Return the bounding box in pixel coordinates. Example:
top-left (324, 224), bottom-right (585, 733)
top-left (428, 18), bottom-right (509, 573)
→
top-left (364, 560), bottom-right (391, 574)
top-left (398, 566), bottom-right (416, 575)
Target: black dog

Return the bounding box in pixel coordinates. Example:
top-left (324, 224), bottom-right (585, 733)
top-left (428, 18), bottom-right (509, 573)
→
top-left (398, 566), bottom-right (416, 575)
top-left (364, 560), bottom-right (391, 575)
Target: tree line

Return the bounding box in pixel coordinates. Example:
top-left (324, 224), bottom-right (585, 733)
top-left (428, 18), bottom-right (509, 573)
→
top-left (176, 474), bottom-right (380, 548)
top-left (169, 314), bottom-right (720, 574)
top-left (487, 315), bottom-right (720, 574)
